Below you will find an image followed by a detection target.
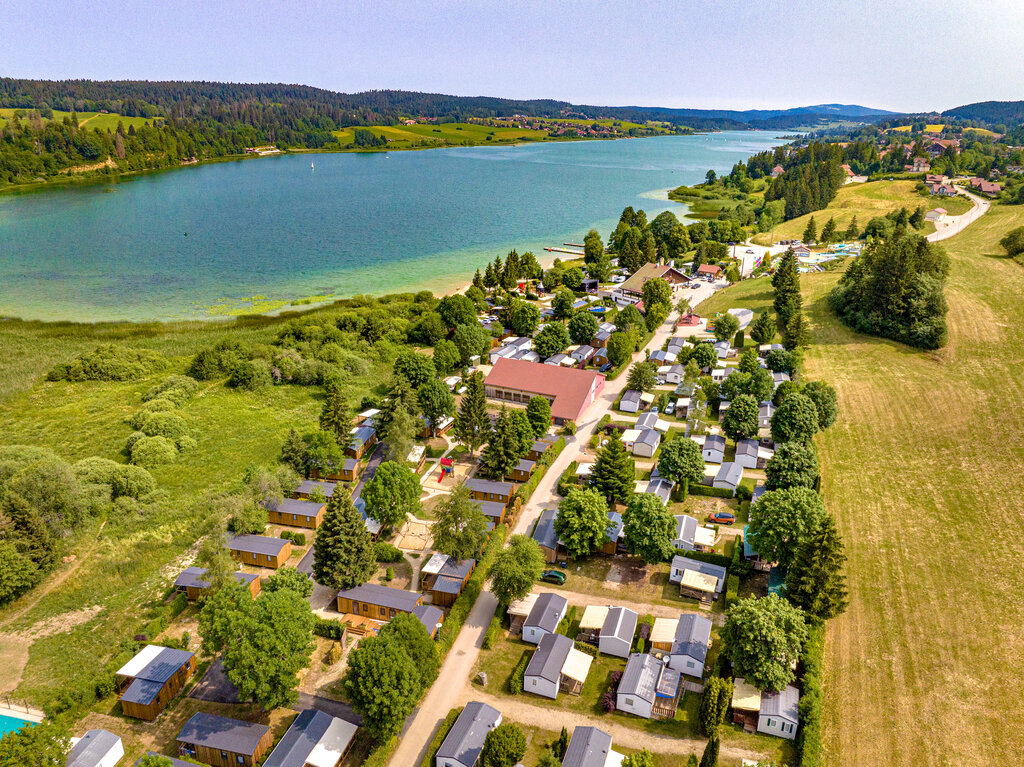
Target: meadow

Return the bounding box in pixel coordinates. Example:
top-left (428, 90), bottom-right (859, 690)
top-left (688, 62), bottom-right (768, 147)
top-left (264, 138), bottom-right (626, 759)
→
top-left (332, 121), bottom-right (549, 149)
top-left (704, 205), bottom-right (1024, 766)
top-left (0, 107), bottom-right (156, 131)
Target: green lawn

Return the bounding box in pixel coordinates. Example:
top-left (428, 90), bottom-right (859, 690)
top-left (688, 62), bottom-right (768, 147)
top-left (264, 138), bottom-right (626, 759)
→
top-left (0, 108), bottom-right (156, 131)
top-left (332, 121), bottom-right (549, 149)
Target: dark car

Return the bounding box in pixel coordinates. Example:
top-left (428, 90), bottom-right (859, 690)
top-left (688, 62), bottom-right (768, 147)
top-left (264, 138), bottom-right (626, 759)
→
top-left (708, 511), bottom-right (736, 525)
top-left (599, 362), bottom-right (612, 372)
top-left (540, 569), bottom-right (567, 585)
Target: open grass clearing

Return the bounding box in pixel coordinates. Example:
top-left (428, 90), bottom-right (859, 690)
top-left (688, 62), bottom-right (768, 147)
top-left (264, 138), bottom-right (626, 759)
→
top-left (0, 108), bottom-right (156, 131)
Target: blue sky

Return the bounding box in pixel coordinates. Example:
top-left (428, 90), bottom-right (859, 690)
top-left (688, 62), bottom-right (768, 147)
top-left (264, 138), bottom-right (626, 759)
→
top-left (3, 0), bottom-right (1022, 112)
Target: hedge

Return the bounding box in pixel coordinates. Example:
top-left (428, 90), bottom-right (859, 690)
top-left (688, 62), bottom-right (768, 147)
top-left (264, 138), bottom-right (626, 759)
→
top-left (437, 524), bottom-right (507, 656)
top-left (482, 617), bottom-right (502, 650)
top-left (797, 623), bottom-right (825, 767)
top-left (508, 649), bottom-right (531, 694)
top-left (724, 574), bottom-right (740, 607)
top-left (419, 708), bottom-right (463, 767)
top-left (280, 530), bottom-right (307, 546)
top-left (688, 484), bottom-right (736, 498)
top-left (375, 542), bottom-right (403, 562)
top-left (674, 549), bottom-right (733, 570)
top-left (361, 736), bottom-right (398, 767)
top-left (313, 616), bottom-right (347, 640)
top-left (556, 461), bottom-right (579, 497)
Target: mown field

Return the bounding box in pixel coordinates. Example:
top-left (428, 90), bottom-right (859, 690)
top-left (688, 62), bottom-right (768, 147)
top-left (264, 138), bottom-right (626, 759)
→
top-left (0, 107), bottom-right (156, 131)
top-left (750, 180), bottom-right (971, 244)
top-left (332, 121), bottom-right (549, 148)
top-left (706, 205), bottom-right (1024, 766)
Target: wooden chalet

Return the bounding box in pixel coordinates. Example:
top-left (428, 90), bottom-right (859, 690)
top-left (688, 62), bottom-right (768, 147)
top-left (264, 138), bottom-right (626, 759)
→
top-left (116, 645), bottom-right (196, 721)
top-left (263, 498), bottom-right (326, 530)
top-left (527, 439), bottom-right (554, 462)
top-left (465, 477), bottom-right (515, 508)
top-left (419, 554), bottom-right (476, 608)
top-left (227, 534), bottom-right (292, 569)
top-left (176, 712), bottom-right (273, 767)
top-left (346, 426), bottom-right (377, 459)
top-left (505, 457), bottom-right (536, 483)
top-left (174, 567), bottom-right (261, 601)
top-left (292, 479), bottom-right (336, 500)
top-left (335, 583), bottom-right (424, 622)
top-left (474, 499), bottom-right (508, 529)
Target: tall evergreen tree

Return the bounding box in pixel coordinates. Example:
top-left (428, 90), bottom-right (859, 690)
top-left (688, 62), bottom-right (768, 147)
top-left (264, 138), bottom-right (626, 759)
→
top-left (785, 516), bottom-right (848, 620)
top-left (771, 249), bottom-right (801, 331)
top-left (590, 433), bottom-right (635, 505)
top-left (748, 311), bottom-right (776, 345)
top-left (820, 217), bottom-right (837, 244)
top-left (454, 372), bottom-right (490, 456)
top-left (481, 408), bottom-right (520, 480)
top-left (280, 428), bottom-right (308, 475)
top-left (802, 216), bottom-right (818, 244)
top-left (844, 214), bottom-right (860, 240)
top-left (472, 269), bottom-right (485, 290)
top-left (783, 310), bottom-right (810, 351)
top-left (698, 737), bottom-right (719, 767)
top-left (319, 383), bottom-right (350, 442)
top-left (312, 486), bottom-right (375, 590)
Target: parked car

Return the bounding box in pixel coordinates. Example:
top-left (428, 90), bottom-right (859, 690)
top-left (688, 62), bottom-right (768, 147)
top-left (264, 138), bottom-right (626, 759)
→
top-left (540, 570), bottom-right (567, 585)
top-left (690, 283), bottom-right (700, 289)
top-left (746, 249), bottom-right (755, 254)
top-left (708, 512), bottom-right (736, 525)
top-left (651, 407), bottom-right (659, 414)
top-left (599, 362), bottom-right (613, 373)
top-left (665, 401), bottom-right (675, 415)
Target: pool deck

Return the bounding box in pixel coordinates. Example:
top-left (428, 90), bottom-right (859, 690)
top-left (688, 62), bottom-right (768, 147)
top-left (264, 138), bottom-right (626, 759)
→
top-left (0, 703), bottom-right (45, 723)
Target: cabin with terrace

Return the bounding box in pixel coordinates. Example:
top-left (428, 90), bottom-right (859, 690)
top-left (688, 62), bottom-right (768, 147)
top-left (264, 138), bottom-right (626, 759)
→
top-left (174, 567), bottom-right (261, 601)
top-left (262, 708), bottom-right (358, 767)
top-left (67, 729), bottom-right (123, 767)
top-left (735, 438), bottom-right (773, 470)
top-left (176, 712), bottom-right (273, 767)
top-left (336, 583), bottom-right (424, 626)
top-left (528, 439), bottom-right (554, 462)
top-left (616, 653), bottom-right (682, 720)
top-left (668, 613), bottom-right (713, 678)
top-left (523, 592), bottom-right (568, 644)
top-left (227, 534), bottom-right (292, 569)
top-left (116, 645), bottom-right (197, 721)
top-left (731, 678), bottom-right (800, 740)
top-left (523, 633), bottom-right (592, 699)
top-left (506, 592), bottom-right (539, 635)
top-left (650, 616), bottom-right (680, 653)
top-left (420, 553), bottom-right (477, 607)
top-left (465, 477), bottom-right (515, 508)
top-left (263, 498), bottom-right (326, 530)
top-left (435, 701), bottom-right (502, 767)
top-left (669, 556), bottom-right (727, 603)
top-left (474, 498), bottom-right (509, 529)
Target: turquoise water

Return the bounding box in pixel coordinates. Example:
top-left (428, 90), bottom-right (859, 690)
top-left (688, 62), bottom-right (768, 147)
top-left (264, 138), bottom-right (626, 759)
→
top-left (0, 713), bottom-right (34, 737)
top-left (0, 131), bottom-right (787, 322)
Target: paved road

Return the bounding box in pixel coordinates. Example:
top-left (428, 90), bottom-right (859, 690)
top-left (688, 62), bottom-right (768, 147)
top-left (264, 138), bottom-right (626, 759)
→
top-left (387, 285), bottom-right (727, 767)
top-left (927, 186), bottom-right (989, 242)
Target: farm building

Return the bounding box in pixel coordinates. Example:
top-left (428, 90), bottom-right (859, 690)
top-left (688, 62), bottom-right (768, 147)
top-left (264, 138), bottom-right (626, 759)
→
top-left (484, 358), bottom-right (606, 425)
top-left (668, 613), bottom-right (713, 678)
top-left (262, 708), bottom-right (358, 767)
top-left (434, 701), bottom-right (502, 767)
top-left (523, 592), bottom-right (568, 644)
top-left (227, 535), bottom-right (292, 569)
top-left (616, 653), bottom-right (681, 720)
top-left (116, 645), bottom-right (196, 721)
top-left (176, 712), bottom-right (273, 767)
top-left (263, 498), bottom-right (326, 529)
top-left (174, 567), bottom-right (261, 601)
top-left (67, 729), bottom-right (124, 767)
top-left (335, 583), bottom-right (423, 622)
top-left (523, 633), bottom-right (592, 699)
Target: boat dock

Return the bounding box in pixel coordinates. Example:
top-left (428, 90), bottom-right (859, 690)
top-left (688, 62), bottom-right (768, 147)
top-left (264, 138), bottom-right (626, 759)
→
top-left (544, 247), bottom-right (585, 256)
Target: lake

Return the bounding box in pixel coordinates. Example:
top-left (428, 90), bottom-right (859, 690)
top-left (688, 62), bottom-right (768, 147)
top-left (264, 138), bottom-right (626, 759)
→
top-left (0, 131), bottom-right (787, 322)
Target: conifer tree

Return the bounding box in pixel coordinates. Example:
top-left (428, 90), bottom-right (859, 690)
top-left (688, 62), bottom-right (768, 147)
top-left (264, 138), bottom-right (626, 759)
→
top-left (802, 216), bottom-right (818, 244)
top-left (590, 432), bottom-right (635, 505)
top-left (480, 408), bottom-right (520, 480)
top-left (472, 269), bottom-right (485, 290)
top-left (454, 372), bottom-right (490, 456)
top-left (319, 383), bottom-right (350, 442)
top-left (844, 214), bottom-right (860, 240)
top-left (771, 249), bottom-right (801, 331)
top-left (748, 311), bottom-right (776, 345)
top-left (785, 516), bottom-right (848, 621)
top-left (783, 310), bottom-right (810, 351)
top-left (820, 217), bottom-right (837, 244)
top-left (280, 428), bottom-right (308, 475)
top-left (698, 737), bottom-right (719, 767)
top-left (312, 486), bottom-right (375, 590)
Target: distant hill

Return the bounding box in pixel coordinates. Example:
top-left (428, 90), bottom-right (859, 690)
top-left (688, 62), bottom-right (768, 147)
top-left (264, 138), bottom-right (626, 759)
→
top-left (943, 100), bottom-right (1024, 125)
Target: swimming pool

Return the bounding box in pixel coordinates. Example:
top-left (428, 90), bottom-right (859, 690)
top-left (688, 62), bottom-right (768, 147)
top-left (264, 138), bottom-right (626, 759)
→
top-left (0, 713), bottom-right (34, 737)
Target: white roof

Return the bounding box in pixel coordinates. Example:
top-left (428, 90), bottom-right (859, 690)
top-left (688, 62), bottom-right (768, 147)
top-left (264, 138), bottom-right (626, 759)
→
top-left (607, 751), bottom-right (627, 767)
top-left (308, 718), bottom-right (360, 767)
top-left (621, 429), bottom-right (642, 444)
top-left (654, 419), bottom-right (671, 433)
top-left (422, 552), bottom-right (448, 576)
top-left (406, 445), bottom-right (425, 463)
top-left (579, 605), bottom-right (610, 631)
top-left (680, 569), bottom-right (717, 593)
top-left (694, 526), bottom-right (717, 548)
top-left (116, 644), bottom-right (163, 678)
top-left (576, 463), bottom-right (594, 477)
top-left (561, 647), bottom-right (594, 683)
top-left (507, 592), bottom-right (540, 617)
top-left (639, 392), bottom-right (656, 404)
top-left (689, 435), bottom-right (706, 447)
top-left (633, 480), bottom-right (649, 494)
top-left (651, 617), bottom-right (679, 644)
top-left (358, 408), bottom-right (380, 419)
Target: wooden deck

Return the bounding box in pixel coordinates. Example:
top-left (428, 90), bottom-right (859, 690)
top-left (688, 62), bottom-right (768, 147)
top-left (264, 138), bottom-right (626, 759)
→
top-left (340, 614), bottom-right (384, 636)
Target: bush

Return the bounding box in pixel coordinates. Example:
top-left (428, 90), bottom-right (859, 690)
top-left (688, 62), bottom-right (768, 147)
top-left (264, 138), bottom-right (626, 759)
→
top-left (674, 549), bottom-right (733, 570)
top-left (482, 616), bottom-right (502, 650)
top-left (736, 483), bottom-right (753, 502)
top-left (137, 411), bottom-right (190, 441)
top-left (688, 484), bottom-right (735, 498)
top-left (111, 465), bottom-right (157, 499)
top-left (231, 503), bottom-right (268, 535)
top-left (725, 574), bottom-right (740, 607)
top-left (313, 616), bottom-right (347, 640)
top-left (325, 642), bottom-right (342, 665)
top-left (228, 358), bottom-right (272, 390)
top-left (129, 436), bottom-right (178, 467)
top-left (143, 374), bottom-right (199, 406)
top-left (374, 542), bottom-right (404, 562)
top-left (797, 624), bottom-right (825, 767)
top-left (72, 456), bottom-right (122, 486)
top-left (557, 461), bottom-right (579, 497)
top-left (562, 420), bottom-right (577, 435)
top-left (385, 566), bottom-right (394, 582)
top-left (291, 531), bottom-right (307, 546)
top-left (508, 649), bottom-right (530, 694)
top-left (176, 435), bottom-right (197, 452)
top-left (125, 431), bottom-right (147, 451)
top-left (46, 344), bottom-right (165, 382)
top-left (137, 397), bottom-right (177, 415)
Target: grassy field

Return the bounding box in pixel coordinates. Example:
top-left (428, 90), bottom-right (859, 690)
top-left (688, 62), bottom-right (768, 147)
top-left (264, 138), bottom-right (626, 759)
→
top-left (0, 107), bottom-right (156, 131)
top-left (751, 180), bottom-right (969, 244)
top-left (332, 121), bottom-right (550, 149)
top-left (706, 204), bottom-right (1024, 765)
top-left (891, 123), bottom-right (946, 133)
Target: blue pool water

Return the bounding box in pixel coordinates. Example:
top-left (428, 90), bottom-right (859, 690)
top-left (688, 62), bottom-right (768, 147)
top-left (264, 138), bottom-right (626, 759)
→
top-left (0, 713), bottom-right (34, 737)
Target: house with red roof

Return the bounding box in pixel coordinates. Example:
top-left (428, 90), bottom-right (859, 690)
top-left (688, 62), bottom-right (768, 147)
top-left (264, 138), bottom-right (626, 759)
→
top-left (695, 263), bottom-right (722, 281)
top-left (484, 358), bottom-right (605, 425)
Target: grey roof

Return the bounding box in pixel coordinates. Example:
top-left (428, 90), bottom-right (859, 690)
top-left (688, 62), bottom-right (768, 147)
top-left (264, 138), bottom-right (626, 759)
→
top-left (646, 478), bottom-right (672, 504)
top-left (514, 457), bottom-right (536, 473)
top-left (263, 498), bottom-right (323, 518)
top-left (760, 685), bottom-right (800, 722)
top-left (475, 500), bottom-right (507, 520)
top-left (594, 329), bottom-right (612, 342)
top-left (674, 515), bottom-right (698, 546)
top-left (134, 753), bottom-right (194, 767)
top-left (176, 712), bottom-right (270, 755)
top-left (759, 402), bottom-right (776, 419)
top-left (714, 462), bottom-right (743, 487)
top-left (619, 653), bottom-right (661, 704)
top-left (669, 556), bottom-right (728, 594)
top-left (573, 345), bottom-right (596, 359)
top-left (671, 614), bottom-right (713, 663)
top-left (525, 592), bottom-right (567, 633)
top-left (736, 439), bottom-right (759, 458)
top-left (605, 511), bottom-right (623, 543)
top-left (532, 507), bottom-right (559, 550)
top-left (465, 477), bottom-right (515, 496)
top-left (562, 726), bottom-right (614, 767)
top-left (68, 729), bottom-right (120, 767)
top-left (336, 583), bottom-right (422, 610)
top-left (531, 440), bottom-right (552, 455)
top-left (343, 457), bottom-right (359, 471)
top-left (175, 566), bottom-right (259, 591)
top-left (751, 486), bottom-right (767, 504)
top-left (545, 353), bottom-right (570, 365)
top-left (262, 708), bottom-right (356, 767)
top-left (349, 425), bottom-right (375, 448)
top-left (412, 604), bottom-right (444, 634)
top-left (703, 434), bottom-right (726, 453)
top-left (228, 534), bottom-right (290, 556)
top-left (601, 606), bottom-right (637, 643)
top-left (621, 390), bottom-right (641, 404)
top-left (636, 429), bottom-right (660, 448)
top-left (295, 480), bottom-right (336, 497)
top-left (525, 632), bottom-right (573, 683)
top-left (635, 412), bottom-right (658, 430)
top-left (121, 647), bottom-right (195, 706)
top-left (436, 701), bottom-right (501, 767)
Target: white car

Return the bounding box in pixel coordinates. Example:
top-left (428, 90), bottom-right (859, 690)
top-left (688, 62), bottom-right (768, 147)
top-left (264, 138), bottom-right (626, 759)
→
top-left (665, 401), bottom-right (676, 415)
top-left (611, 275), bottom-right (626, 283)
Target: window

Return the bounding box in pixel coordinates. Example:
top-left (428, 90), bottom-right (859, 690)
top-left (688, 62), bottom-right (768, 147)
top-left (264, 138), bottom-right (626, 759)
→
top-left (292, 514), bottom-right (297, 520)
top-left (220, 753), bottom-right (227, 760)
top-left (766, 718), bottom-right (775, 728)
top-left (237, 757), bottom-right (244, 765)
top-left (686, 661), bottom-right (695, 669)
top-left (625, 697), bottom-right (634, 706)
top-left (267, 554), bottom-right (272, 562)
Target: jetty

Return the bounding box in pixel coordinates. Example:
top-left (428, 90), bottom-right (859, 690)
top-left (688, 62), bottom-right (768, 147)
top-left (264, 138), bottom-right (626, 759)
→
top-left (544, 247), bottom-right (586, 256)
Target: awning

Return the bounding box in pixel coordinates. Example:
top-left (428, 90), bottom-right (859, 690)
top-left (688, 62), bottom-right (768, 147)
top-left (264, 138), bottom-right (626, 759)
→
top-left (680, 569), bottom-right (717, 594)
top-left (650, 617), bottom-right (679, 645)
top-left (578, 605), bottom-right (609, 631)
top-left (507, 593), bottom-right (539, 617)
top-left (561, 648), bottom-right (594, 684)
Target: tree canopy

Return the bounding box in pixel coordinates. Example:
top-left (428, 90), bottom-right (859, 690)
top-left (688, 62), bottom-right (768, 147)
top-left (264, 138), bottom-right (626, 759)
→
top-left (555, 488), bottom-right (610, 559)
top-left (363, 460), bottom-right (421, 528)
top-left (722, 594), bottom-right (809, 692)
top-left (489, 535), bottom-right (545, 606)
top-left (765, 441), bottom-right (819, 490)
top-left (622, 493), bottom-right (675, 563)
top-left (431, 482), bottom-right (489, 560)
top-left (747, 486), bottom-right (827, 569)
top-left (312, 486), bottom-right (375, 589)
top-left (657, 437), bottom-right (705, 487)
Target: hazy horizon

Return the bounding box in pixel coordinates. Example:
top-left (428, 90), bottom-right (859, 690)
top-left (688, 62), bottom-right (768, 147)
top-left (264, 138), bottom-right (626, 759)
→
top-left (3, 0), bottom-right (1024, 114)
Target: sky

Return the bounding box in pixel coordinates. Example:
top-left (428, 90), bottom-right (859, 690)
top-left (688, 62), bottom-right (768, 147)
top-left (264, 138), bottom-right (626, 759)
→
top-left (3, 0), bottom-right (1023, 113)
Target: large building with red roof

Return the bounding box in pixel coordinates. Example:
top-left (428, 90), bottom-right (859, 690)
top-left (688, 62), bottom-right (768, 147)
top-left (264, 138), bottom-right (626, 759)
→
top-left (484, 358), bottom-right (605, 425)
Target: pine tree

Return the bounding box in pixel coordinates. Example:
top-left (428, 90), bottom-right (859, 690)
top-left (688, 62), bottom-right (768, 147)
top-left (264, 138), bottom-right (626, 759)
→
top-left (749, 311), bottom-right (776, 345)
top-left (785, 516), bottom-right (848, 620)
top-left (802, 216), bottom-right (818, 244)
top-left (319, 383), bottom-right (350, 442)
top-left (455, 372), bottom-right (490, 457)
top-left (771, 249), bottom-right (801, 331)
top-left (280, 428), bottom-right (308, 475)
top-left (821, 217), bottom-right (837, 244)
top-left (844, 215), bottom-right (860, 240)
top-left (783, 311), bottom-right (810, 351)
top-left (472, 269), bottom-right (485, 290)
top-left (698, 737), bottom-right (719, 767)
top-left (590, 433), bottom-right (635, 505)
top-left (483, 262), bottom-right (497, 289)
top-left (481, 408), bottom-right (522, 480)
top-left (312, 486), bottom-right (375, 590)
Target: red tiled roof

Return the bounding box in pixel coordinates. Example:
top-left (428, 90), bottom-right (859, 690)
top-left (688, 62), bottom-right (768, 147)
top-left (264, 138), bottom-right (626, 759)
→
top-left (485, 358), bottom-right (604, 422)
top-left (696, 264), bottom-right (721, 275)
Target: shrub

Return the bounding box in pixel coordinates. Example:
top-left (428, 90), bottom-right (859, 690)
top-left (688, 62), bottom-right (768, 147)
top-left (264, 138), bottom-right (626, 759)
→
top-left (138, 397), bottom-right (177, 415)
top-left (797, 624), bottom-right (825, 767)
top-left (482, 616), bottom-right (502, 650)
top-left (420, 708), bottom-right (463, 767)
top-left (562, 420), bottom-right (577, 435)
top-left (129, 436), bottom-right (178, 467)
top-left (688, 484), bottom-right (735, 498)
top-left (385, 566), bottom-right (394, 582)
top-left (72, 456), bottom-right (122, 486)
top-left (325, 642), bottom-right (343, 665)
top-left (557, 461), bottom-right (579, 497)
top-left (675, 549), bottom-right (733, 570)
top-left (313, 616), bottom-right (347, 640)
top-left (111, 465), bottom-right (157, 499)
top-left (508, 649), bottom-right (530, 694)
top-left (725, 574), bottom-right (740, 607)
top-left (374, 542), bottom-right (404, 562)
top-left (290, 531), bottom-right (306, 546)
top-left (125, 431), bottom-right (147, 451)
top-left (138, 411), bottom-right (190, 441)
top-left (227, 358), bottom-right (272, 390)
top-left (176, 435), bottom-right (197, 452)
top-left (601, 690), bottom-right (616, 712)
top-left (143, 374), bottom-right (199, 406)
top-left (46, 344), bottom-right (165, 382)
top-left (736, 483), bottom-right (753, 502)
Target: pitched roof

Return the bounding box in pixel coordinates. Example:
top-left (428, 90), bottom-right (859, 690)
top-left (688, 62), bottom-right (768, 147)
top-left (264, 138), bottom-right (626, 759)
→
top-left (619, 653), bottom-right (662, 703)
top-left (669, 556), bottom-right (727, 593)
top-left (674, 514), bottom-right (698, 546)
top-left (262, 498), bottom-right (324, 518)
top-left (435, 701), bottom-right (502, 767)
top-left (760, 685), bottom-right (800, 722)
top-left (525, 592), bottom-right (567, 633)
top-left (601, 606), bottom-right (638, 643)
top-left (532, 507), bottom-right (559, 550)
top-left (464, 477), bottom-right (515, 496)
top-left (714, 462), bottom-right (743, 487)
top-left (736, 439), bottom-right (759, 458)
top-left (68, 729), bottom-right (121, 767)
top-left (671, 614), bottom-right (712, 663)
top-left (117, 645), bottom-right (195, 705)
top-left (335, 583), bottom-right (422, 611)
top-left (563, 726), bottom-right (614, 767)
top-left (412, 604), bottom-right (444, 635)
top-left (296, 480), bottom-right (336, 498)
top-left (605, 511), bottom-right (623, 543)
top-left (174, 566), bottom-right (259, 591)
top-left (525, 632), bottom-right (573, 683)
top-left (696, 263), bottom-right (721, 275)
top-left (176, 712), bottom-right (270, 755)
top-left (703, 434), bottom-right (726, 453)
top-left (228, 534), bottom-right (290, 557)
top-left (485, 358), bottom-right (604, 422)
top-left (262, 708), bottom-right (358, 767)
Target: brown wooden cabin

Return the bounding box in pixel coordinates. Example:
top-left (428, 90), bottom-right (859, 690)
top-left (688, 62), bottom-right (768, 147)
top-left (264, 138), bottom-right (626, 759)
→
top-left (418, 414), bottom-right (454, 439)
top-left (346, 426), bottom-right (377, 459)
top-left (532, 508), bottom-right (560, 563)
top-left (264, 498), bottom-right (326, 530)
top-left (292, 479), bottom-right (336, 500)
top-left (174, 567), bottom-right (261, 602)
top-left (227, 535), bottom-right (292, 569)
top-left (505, 457), bottom-right (536, 484)
top-left (475, 499), bottom-right (508, 528)
top-left (419, 554), bottom-right (476, 608)
top-left (527, 439), bottom-right (554, 462)
top-left (465, 477), bottom-right (515, 508)
top-left (176, 712), bottom-right (273, 767)
top-left (336, 583), bottom-right (424, 622)
top-left (116, 645), bottom-right (196, 721)
top-left (315, 458), bottom-right (361, 484)
top-left (412, 605), bottom-right (444, 639)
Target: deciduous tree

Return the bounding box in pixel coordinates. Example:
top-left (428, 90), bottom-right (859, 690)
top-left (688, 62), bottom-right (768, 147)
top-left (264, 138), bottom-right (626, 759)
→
top-left (489, 535), bottom-right (545, 606)
top-left (554, 488), bottom-right (610, 559)
top-left (801, 380), bottom-right (839, 430)
top-left (263, 566), bottom-right (313, 598)
top-left (765, 442), bottom-right (819, 490)
top-left (551, 288), bottom-right (576, 320)
top-left (418, 378), bottom-right (455, 436)
top-left (525, 396), bottom-right (552, 438)
top-left (622, 493), bottom-right (674, 563)
top-left (393, 350), bottom-right (436, 389)
top-left (657, 437), bottom-right (704, 490)
top-left (713, 312), bottom-right (739, 343)
top-left (481, 722), bottom-right (527, 767)
top-left (722, 594), bottom-right (808, 692)
top-left (533, 322), bottom-right (571, 358)
top-left (363, 461), bottom-right (421, 529)
top-left (606, 331), bottom-right (634, 367)
top-left (345, 634), bottom-right (423, 739)
top-left (432, 482), bottom-right (489, 560)
top-left (747, 486), bottom-right (826, 569)
top-left (506, 299), bottom-right (541, 337)
top-left (568, 311), bottom-right (598, 345)
top-left (770, 393), bottom-right (819, 444)
top-left (721, 394), bottom-right (760, 441)
top-left (626, 360), bottom-right (657, 393)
